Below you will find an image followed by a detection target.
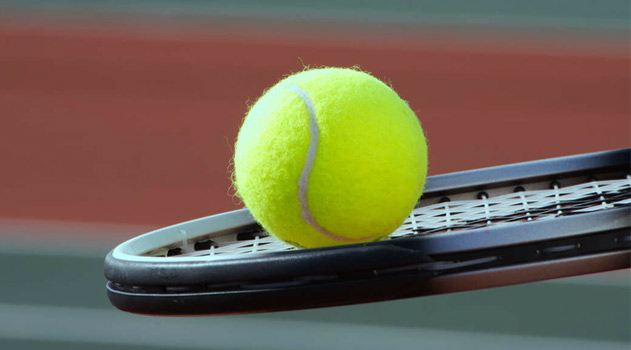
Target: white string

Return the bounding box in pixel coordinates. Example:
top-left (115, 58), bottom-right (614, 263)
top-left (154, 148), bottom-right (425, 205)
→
top-left (591, 179), bottom-right (608, 209)
top-left (481, 193), bottom-right (492, 225)
top-left (409, 211), bottom-right (419, 234)
top-left (518, 191), bottom-right (533, 221)
top-left (552, 183), bottom-right (563, 216)
top-left (252, 235), bottom-right (260, 253)
top-left (444, 202), bottom-right (452, 232)
top-left (179, 230), bottom-right (191, 253)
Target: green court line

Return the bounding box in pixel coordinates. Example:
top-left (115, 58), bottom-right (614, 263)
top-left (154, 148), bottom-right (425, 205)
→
top-left (0, 0), bottom-right (628, 32)
top-left (0, 303), bottom-right (628, 350)
top-left (0, 339), bottom-right (183, 350)
top-left (1, 218), bottom-right (629, 342)
top-left (1, 248), bottom-right (629, 342)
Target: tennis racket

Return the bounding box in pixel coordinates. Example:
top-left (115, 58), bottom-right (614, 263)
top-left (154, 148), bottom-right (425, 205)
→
top-left (105, 149), bottom-right (630, 315)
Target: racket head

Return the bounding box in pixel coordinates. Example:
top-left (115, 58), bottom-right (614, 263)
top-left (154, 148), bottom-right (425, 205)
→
top-left (104, 149), bottom-right (631, 315)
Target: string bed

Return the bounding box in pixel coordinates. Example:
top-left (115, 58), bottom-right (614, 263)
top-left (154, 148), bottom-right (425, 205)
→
top-left (146, 176), bottom-right (631, 258)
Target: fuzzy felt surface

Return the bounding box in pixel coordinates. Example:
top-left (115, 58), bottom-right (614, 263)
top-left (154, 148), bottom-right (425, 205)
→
top-left (234, 68), bottom-right (427, 248)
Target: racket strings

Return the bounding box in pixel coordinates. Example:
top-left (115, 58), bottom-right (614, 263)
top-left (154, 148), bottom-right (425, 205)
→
top-left (395, 178), bottom-right (630, 238)
top-left (151, 177), bottom-right (631, 257)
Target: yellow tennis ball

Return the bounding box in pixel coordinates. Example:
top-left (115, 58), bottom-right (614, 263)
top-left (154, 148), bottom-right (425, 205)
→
top-left (234, 67), bottom-right (427, 248)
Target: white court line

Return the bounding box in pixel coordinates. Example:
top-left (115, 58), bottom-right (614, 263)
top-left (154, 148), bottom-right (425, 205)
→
top-left (0, 217), bottom-right (154, 257)
top-left (0, 303), bottom-right (628, 350)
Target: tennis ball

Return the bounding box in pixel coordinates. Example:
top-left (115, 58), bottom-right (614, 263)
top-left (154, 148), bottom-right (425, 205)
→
top-left (233, 67), bottom-right (427, 248)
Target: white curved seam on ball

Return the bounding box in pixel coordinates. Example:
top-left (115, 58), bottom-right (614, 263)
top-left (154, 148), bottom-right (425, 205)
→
top-left (288, 84), bottom-right (383, 243)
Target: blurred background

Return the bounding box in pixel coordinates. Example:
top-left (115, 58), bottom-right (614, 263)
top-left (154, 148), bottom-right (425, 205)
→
top-left (0, 1), bottom-right (629, 349)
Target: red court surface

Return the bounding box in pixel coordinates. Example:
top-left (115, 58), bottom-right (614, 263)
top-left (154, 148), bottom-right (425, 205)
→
top-left (1, 19), bottom-right (629, 228)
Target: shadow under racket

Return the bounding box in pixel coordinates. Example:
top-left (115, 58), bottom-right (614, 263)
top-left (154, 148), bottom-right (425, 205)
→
top-left (105, 149), bottom-right (631, 315)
